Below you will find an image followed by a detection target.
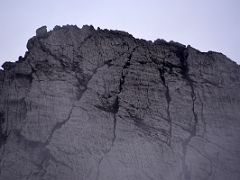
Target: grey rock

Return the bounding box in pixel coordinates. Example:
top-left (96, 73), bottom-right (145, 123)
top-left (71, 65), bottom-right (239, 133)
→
top-left (2, 61), bottom-right (16, 70)
top-left (0, 25), bottom-right (240, 180)
top-left (169, 40), bottom-right (186, 49)
top-left (36, 25), bottom-right (48, 38)
top-left (26, 36), bottom-right (36, 50)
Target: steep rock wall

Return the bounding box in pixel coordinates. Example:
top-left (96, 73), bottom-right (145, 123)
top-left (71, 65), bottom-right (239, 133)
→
top-left (0, 25), bottom-right (240, 180)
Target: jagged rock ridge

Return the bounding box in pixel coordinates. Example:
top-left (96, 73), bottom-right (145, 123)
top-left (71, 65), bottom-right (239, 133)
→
top-left (0, 25), bottom-right (240, 180)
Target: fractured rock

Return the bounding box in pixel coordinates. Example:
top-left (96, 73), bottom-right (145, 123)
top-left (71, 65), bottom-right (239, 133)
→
top-left (0, 25), bottom-right (240, 180)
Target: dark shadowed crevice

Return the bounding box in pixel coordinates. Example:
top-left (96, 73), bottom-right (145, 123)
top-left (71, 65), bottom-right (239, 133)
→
top-left (111, 46), bottom-right (139, 145)
top-left (96, 45), bottom-right (138, 180)
top-left (0, 112), bottom-right (9, 148)
top-left (109, 97), bottom-right (119, 148)
top-left (178, 49), bottom-right (198, 136)
top-left (15, 73), bottom-right (33, 83)
top-left (110, 45), bottom-right (138, 146)
top-left (158, 67), bottom-right (172, 145)
top-left (119, 46), bottom-right (138, 92)
top-left (177, 48), bottom-right (199, 180)
top-left (147, 50), bottom-right (173, 146)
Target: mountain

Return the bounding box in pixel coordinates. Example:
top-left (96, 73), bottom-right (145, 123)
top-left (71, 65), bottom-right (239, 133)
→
top-left (0, 25), bottom-right (240, 180)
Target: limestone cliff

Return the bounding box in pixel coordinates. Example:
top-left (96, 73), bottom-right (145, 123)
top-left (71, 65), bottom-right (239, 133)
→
top-left (0, 25), bottom-right (240, 180)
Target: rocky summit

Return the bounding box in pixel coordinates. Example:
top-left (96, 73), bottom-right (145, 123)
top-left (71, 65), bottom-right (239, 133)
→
top-left (0, 25), bottom-right (240, 180)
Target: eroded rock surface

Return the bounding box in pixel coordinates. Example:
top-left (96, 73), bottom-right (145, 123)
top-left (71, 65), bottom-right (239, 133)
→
top-left (0, 25), bottom-right (240, 180)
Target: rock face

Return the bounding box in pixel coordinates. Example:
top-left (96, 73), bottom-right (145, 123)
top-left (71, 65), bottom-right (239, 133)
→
top-left (0, 25), bottom-right (240, 180)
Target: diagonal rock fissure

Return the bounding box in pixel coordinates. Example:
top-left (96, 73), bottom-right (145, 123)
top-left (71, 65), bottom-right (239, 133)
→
top-left (37, 34), bottom-right (93, 71)
top-left (20, 60), bottom-right (103, 177)
top-left (45, 67), bottom-right (100, 146)
top-left (44, 105), bottom-right (75, 146)
top-left (13, 130), bottom-right (72, 178)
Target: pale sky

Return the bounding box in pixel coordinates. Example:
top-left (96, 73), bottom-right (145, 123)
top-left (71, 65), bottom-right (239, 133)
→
top-left (0, 0), bottom-right (239, 65)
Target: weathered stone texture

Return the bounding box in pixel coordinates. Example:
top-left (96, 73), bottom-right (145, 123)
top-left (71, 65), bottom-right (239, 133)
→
top-left (0, 25), bottom-right (240, 180)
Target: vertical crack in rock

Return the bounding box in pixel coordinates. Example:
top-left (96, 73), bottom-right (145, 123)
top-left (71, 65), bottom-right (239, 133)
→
top-left (111, 45), bottom-right (138, 147)
top-left (96, 45), bottom-right (138, 180)
top-left (158, 65), bottom-right (172, 145)
top-left (111, 97), bottom-right (119, 147)
top-left (178, 49), bottom-right (199, 180)
top-left (198, 91), bottom-right (206, 137)
top-left (0, 111), bottom-right (10, 175)
top-left (95, 96), bottom-right (119, 180)
top-left (178, 50), bottom-right (198, 133)
top-left (119, 46), bottom-right (139, 92)
top-left (0, 112), bottom-right (9, 148)
top-left (148, 52), bottom-right (173, 146)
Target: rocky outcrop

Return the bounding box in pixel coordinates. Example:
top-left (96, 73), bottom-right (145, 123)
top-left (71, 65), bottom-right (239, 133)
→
top-left (0, 25), bottom-right (240, 180)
